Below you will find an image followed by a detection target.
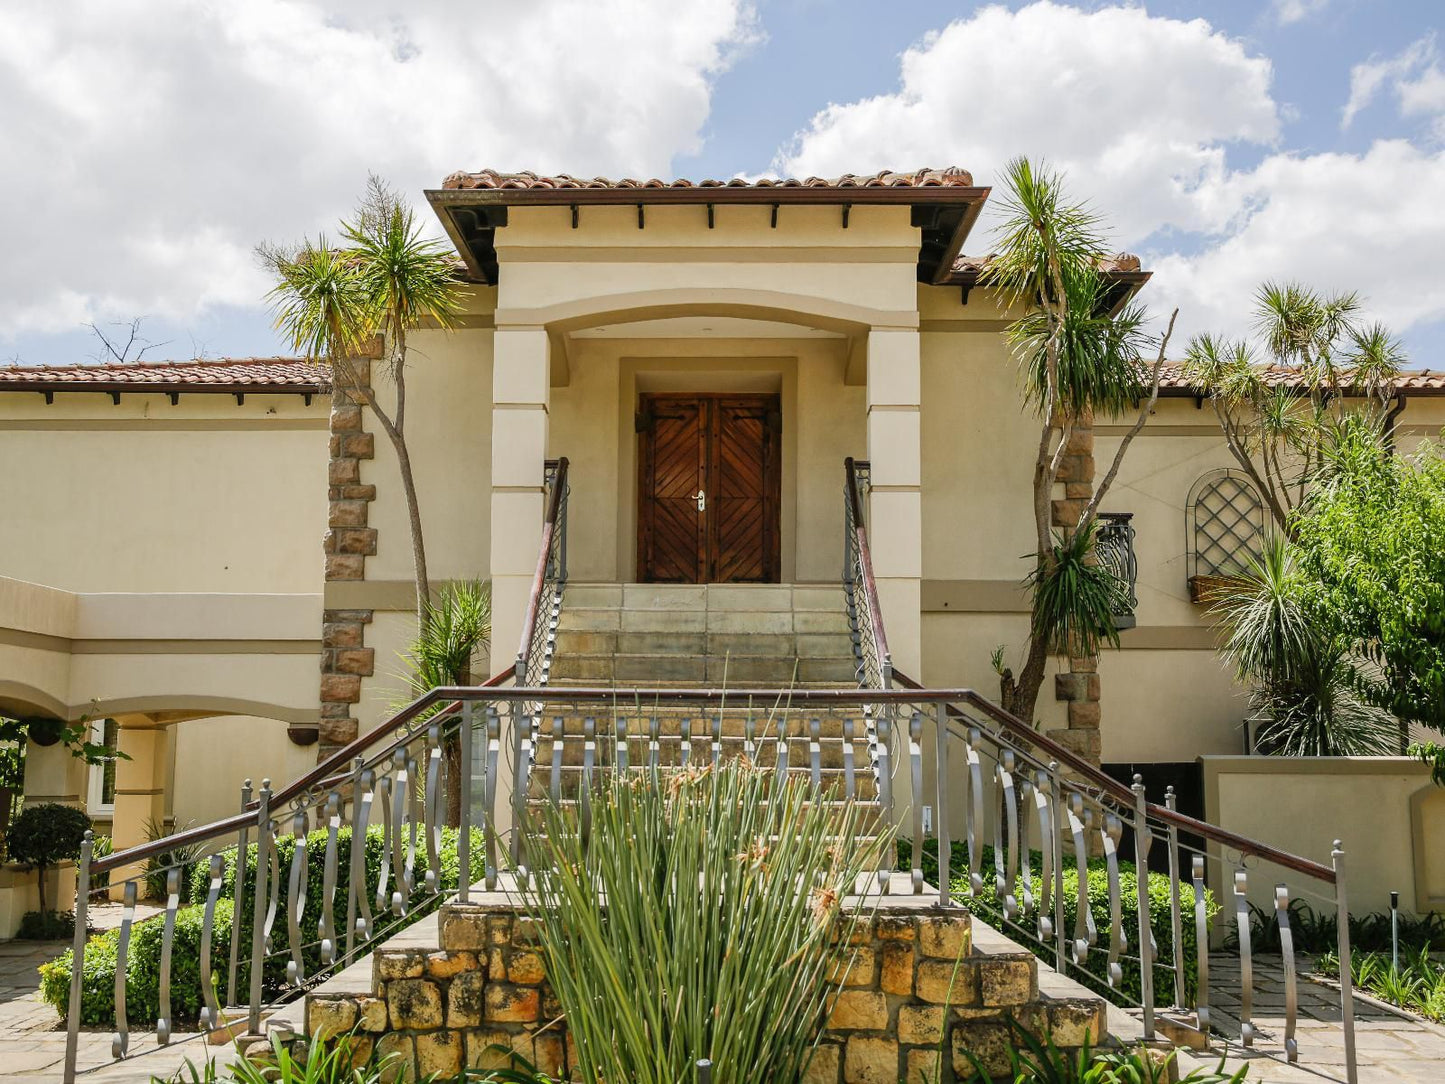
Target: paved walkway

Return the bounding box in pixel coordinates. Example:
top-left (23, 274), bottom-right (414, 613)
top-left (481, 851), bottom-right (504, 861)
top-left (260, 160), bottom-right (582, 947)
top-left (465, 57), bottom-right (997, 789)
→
top-left (1155, 954), bottom-right (1445, 1084)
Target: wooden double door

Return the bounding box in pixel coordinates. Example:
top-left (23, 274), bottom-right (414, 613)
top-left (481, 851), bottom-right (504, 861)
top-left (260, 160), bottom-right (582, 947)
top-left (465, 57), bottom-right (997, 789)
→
top-left (637, 393), bottom-right (782, 583)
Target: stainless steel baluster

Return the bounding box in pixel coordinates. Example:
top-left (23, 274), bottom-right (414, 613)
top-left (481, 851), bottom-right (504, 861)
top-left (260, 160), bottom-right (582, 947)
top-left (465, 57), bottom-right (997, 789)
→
top-left (1192, 855), bottom-right (1210, 1035)
top-left (372, 771), bottom-right (392, 918)
top-left (199, 855), bottom-right (223, 1032)
top-left (843, 716), bottom-right (857, 802)
top-left (157, 867), bottom-right (180, 1045)
top-left (425, 723), bottom-right (443, 893)
top-left (262, 819), bottom-right (281, 954)
top-left (934, 705), bottom-right (950, 909)
top-left (1018, 774), bottom-right (1035, 919)
top-left (616, 718), bottom-right (629, 775)
top-left (405, 755), bottom-right (420, 895)
top-left (247, 779), bottom-right (271, 1036)
top-left (1067, 795), bottom-right (1096, 965)
top-left (1049, 764), bottom-right (1066, 975)
top-left (551, 717), bottom-right (564, 804)
top-left (581, 715), bottom-right (595, 843)
top-left (390, 750), bottom-right (409, 914)
top-left (285, 810), bottom-right (308, 985)
top-left (1276, 883), bottom-right (1299, 1063)
top-left (908, 713), bottom-right (923, 894)
top-left (1032, 770), bottom-right (1054, 943)
top-left (459, 701), bottom-right (474, 903)
top-left (811, 717), bottom-right (824, 792)
top-left (113, 879), bottom-right (136, 1057)
top-left (1132, 776), bottom-right (1156, 1038)
top-left (226, 779), bottom-right (251, 1007)
top-left (484, 709), bottom-right (501, 891)
top-left (1165, 787), bottom-right (1186, 1009)
top-left (1102, 812), bottom-right (1126, 989)
top-left (318, 792), bottom-right (340, 965)
top-left (965, 728), bottom-right (984, 898)
top-left (680, 715), bottom-right (693, 768)
top-left (349, 774), bottom-right (374, 938)
top-left (995, 752), bottom-right (1018, 921)
top-left (1235, 868), bottom-right (1254, 1046)
top-left (344, 757), bottom-right (362, 961)
top-left (875, 714), bottom-right (893, 893)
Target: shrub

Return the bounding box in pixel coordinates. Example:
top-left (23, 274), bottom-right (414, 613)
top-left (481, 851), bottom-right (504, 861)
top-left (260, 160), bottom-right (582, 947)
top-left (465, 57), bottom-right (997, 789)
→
top-left (39, 823), bottom-right (482, 1025)
top-left (18, 909), bottom-right (75, 940)
top-left (899, 839), bottom-right (1214, 1009)
top-left (8, 803), bottom-right (91, 915)
top-left (142, 818), bottom-right (203, 904)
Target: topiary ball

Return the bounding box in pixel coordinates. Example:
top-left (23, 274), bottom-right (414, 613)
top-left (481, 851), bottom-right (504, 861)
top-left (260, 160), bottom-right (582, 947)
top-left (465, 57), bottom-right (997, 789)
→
top-left (8, 803), bottom-right (91, 870)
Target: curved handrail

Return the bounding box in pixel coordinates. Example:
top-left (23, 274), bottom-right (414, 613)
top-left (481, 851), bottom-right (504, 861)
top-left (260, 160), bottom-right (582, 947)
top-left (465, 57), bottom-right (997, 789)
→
top-left (844, 457), bottom-right (892, 686)
top-left (890, 667), bottom-right (1336, 883)
top-left (515, 457), bottom-right (569, 680)
top-left (90, 666), bottom-right (514, 877)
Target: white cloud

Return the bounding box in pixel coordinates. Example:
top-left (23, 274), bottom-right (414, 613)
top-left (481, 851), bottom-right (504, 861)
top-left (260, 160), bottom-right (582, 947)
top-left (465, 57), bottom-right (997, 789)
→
top-left (776, 3), bottom-right (1280, 244)
top-left (1272, 0), bottom-right (1330, 27)
top-left (1147, 140), bottom-right (1445, 348)
top-left (1343, 34), bottom-right (1445, 136)
top-left (0, 0), bottom-right (757, 340)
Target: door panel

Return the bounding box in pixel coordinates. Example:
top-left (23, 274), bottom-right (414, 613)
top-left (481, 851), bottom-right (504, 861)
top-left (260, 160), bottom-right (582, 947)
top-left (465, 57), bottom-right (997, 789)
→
top-left (637, 394), bottom-right (780, 583)
top-left (638, 397), bottom-right (706, 583)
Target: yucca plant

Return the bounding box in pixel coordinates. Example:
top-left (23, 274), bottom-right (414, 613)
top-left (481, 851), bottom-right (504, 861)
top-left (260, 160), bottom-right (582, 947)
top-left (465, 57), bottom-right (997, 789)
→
top-left (518, 759), bottom-right (891, 1084)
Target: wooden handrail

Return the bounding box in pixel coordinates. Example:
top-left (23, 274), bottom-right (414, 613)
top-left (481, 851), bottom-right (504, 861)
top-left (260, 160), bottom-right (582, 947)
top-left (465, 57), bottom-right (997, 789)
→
top-left (844, 457), bottom-right (892, 683)
top-left (514, 457), bottom-right (569, 679)
top-left (890, 667), bottom-right (1336, 883)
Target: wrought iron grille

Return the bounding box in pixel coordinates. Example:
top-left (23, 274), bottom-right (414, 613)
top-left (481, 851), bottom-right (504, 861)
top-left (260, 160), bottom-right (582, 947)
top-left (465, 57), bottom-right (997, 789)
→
top-left (1095, 513), bottom-right (1138, 630)
top-left (1188, 470), bottom-right (1264, 581)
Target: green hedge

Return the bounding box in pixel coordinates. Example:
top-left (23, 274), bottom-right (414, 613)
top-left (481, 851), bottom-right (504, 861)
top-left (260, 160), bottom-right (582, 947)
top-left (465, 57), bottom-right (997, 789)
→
top-left (898, 839), bottom-right (1216, 1009)
top-left (39, 824), bottom-right (482, 1025)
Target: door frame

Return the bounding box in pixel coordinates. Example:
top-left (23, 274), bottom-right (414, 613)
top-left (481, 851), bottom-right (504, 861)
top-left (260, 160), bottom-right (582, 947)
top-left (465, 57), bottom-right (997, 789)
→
top-left (635, 391), bottom-right (782, 584)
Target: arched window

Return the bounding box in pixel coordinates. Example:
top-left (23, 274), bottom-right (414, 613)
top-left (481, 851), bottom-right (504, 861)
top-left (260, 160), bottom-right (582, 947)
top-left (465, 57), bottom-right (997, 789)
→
top-left (1187, 470), bottom-right (1264, 595)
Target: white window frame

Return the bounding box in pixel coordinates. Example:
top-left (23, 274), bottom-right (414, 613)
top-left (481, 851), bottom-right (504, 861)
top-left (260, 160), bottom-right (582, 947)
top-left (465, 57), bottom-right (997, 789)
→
top-left (87, 718), bottom-right (119, 816)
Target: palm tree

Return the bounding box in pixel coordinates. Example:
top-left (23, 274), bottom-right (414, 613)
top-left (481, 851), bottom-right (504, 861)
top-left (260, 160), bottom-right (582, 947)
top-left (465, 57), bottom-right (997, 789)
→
top-left (981, 158), bottom-right (1177, 724)
top-left (262, 177), bottom-right (462, 631)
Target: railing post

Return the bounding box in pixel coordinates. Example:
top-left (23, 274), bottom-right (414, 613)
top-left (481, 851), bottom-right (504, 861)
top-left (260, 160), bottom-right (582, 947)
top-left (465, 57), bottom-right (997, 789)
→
top-left (1131, 774), bottom-right (1155, 1039)
top-left (458, 702), bottom-right (474, 904)
top-left (1165, 786), bottom-right (1185, 1008)
top-left (908, 712), bottom-right (923, 895)
top-left (934, 704), bottom-right (950, 909)
top-left (247, 779), bottom-right (272, 1035)
top-left (1334, 841), bottom-right (1358, 1084)
top-left (62, 831), bottom-right (93, 1084)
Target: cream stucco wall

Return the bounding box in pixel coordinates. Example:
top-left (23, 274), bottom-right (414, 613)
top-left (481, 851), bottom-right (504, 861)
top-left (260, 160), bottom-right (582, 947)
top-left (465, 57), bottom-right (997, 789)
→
top-left (168, 715), bottom-right (316, 830)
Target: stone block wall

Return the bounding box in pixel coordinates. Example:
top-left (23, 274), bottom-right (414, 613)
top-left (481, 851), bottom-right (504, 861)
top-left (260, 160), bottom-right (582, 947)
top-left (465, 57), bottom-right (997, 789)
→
top-left (316, 345), bottom-right (381, 757)
top-left (304, 899), bottom-right (1106, 1083)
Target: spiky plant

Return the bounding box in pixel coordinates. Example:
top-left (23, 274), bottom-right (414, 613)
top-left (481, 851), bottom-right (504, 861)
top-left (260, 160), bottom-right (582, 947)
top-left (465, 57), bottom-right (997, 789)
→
top-left (518, 759), bottom-right (891, 1084)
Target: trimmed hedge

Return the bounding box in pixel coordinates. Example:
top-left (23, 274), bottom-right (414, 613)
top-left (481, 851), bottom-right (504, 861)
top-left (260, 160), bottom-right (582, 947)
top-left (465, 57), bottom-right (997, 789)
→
top-left (39, 824), bottom-right (482, 1025)
top-left (898, 838), bottom-right (1217, 1008)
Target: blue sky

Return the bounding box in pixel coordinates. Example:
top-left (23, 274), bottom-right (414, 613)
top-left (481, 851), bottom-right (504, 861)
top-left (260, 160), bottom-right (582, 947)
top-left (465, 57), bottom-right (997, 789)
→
top-left (3, 0), bottom-right (1444, 367)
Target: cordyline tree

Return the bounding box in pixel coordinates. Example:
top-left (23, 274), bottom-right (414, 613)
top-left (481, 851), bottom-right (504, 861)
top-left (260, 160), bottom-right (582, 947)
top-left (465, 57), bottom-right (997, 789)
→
top-left (261, 176), bottom-right (463, 632)
top-left (982, 159), bottom-right (1177, 724)
top-left (1183, 283), bottom-right (1404, 537)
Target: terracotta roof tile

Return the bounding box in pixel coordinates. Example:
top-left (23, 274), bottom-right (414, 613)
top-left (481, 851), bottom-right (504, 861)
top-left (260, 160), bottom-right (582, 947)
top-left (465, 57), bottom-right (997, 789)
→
top-left (950, 252), bottom-right (1143, 275)
top-left (0, 357), bottom-right (329, 390)
top-left (1155, 363), bottom-right (1445, 394)
top-left (442, 167), bottom-right (976, 191)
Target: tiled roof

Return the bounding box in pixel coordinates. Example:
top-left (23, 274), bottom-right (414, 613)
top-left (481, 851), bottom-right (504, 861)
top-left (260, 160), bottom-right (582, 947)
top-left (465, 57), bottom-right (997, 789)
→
top-left (1156, 364), bottom-right (1445, 394)
top-left (441, 168), bottom-right (976, 191)
top-left (950, 252), bottom-right (1144, 275)
top-left (0, 357), bottom-right (329, 392)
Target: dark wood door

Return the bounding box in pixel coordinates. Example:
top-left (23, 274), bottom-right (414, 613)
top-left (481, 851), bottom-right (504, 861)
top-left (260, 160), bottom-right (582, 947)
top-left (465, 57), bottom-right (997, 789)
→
top-left (637, 393), bottom-right (781, 583)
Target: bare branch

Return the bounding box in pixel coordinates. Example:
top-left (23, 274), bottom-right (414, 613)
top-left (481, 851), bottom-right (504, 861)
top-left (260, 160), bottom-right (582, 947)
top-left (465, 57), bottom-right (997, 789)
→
top-left (85, 317), bottom-right (172, 365)
top-left (1080, 308), bottom-right (1177, 532)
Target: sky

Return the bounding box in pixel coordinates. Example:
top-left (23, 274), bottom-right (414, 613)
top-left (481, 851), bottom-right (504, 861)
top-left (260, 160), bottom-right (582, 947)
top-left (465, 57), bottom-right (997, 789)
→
top-left (2, 0), bottom-right (1444, 367)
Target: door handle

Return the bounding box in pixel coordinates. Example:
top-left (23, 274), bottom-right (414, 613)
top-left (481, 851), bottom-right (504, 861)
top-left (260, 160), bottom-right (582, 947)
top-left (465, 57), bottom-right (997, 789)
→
top-left (696, 489), bottom-right (706, 513)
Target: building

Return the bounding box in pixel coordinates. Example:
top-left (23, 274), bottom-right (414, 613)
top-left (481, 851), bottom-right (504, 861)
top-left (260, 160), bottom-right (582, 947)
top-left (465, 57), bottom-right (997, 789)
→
top-left (3, 168), bottom-right (1444, 927)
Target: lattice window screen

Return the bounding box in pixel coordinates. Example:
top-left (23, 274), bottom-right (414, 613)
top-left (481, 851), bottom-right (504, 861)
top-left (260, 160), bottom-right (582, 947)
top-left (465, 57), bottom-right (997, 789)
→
top-left (1187, 470), bottom-right (1265, 580)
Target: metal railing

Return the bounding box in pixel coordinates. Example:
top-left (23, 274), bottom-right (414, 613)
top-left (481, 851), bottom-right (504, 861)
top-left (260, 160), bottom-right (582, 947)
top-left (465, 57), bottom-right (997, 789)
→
top-left (843, 458), bottom-right (892, 691)
top-left (1096, 512), bottom-right (1139, 630)
top-left (515, 457), bottom-right (569, 688)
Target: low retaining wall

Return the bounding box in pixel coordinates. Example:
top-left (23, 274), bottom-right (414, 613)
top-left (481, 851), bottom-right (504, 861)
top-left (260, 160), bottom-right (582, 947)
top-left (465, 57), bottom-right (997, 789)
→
top-left (304, 887), bottom-right (1106, 1083)
top-left (1202, 755), bottom-right (1445, 916)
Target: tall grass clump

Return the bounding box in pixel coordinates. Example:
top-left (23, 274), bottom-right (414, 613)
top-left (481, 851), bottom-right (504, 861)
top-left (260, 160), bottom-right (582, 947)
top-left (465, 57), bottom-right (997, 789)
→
top-left (519, 760), bottom-right (892, 1084)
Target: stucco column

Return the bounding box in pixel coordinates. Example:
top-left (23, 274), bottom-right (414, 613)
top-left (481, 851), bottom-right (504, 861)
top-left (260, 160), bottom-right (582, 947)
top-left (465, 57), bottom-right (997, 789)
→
top-left (865, 327), bottom-right (923, 680)
top-left (490, 327), bottom-right (551, 681)
top-left (20, 738), bottom-right (86, 809)
top-left (109, 717), bottom-right (169, 897)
